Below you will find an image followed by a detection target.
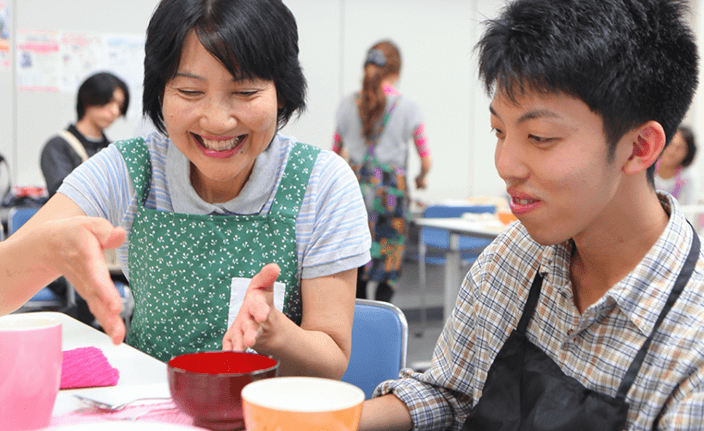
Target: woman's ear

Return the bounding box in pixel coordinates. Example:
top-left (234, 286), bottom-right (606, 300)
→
top-left (622, 121), bottom-right (666, 175)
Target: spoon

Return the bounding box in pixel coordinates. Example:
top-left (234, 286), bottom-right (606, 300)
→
top-left (74, 394), bottom-right (172, 412)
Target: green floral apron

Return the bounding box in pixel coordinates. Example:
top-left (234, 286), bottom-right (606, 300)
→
top-left (116, 139), bottom-right (320, 362)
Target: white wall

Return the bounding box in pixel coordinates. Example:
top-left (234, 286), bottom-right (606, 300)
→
top-left (4, 0), bottom-right (160, 188)
top-left (282, 0), bottom-right (506, 204)
top-left (3, 0), bottom-right (703, 204)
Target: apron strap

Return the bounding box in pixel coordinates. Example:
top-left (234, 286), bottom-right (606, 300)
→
top-left (517, 269), bottom-right (544, 334)
top-left (363, 96), bottom-right (401, 152)
top-left (114, 138), bottom-right (151, 207)
top-left (58, 130), bottom-right (89, 163)
top-left (616, 223), bottom-right (700, 399)
top-left (269, 142), bottom-right (320, 219)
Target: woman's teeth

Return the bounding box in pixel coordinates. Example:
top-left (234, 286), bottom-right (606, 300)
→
top-left (513, 197), bottom-right (535, 205)
top-left (197, 134), bottom-right (246, 151)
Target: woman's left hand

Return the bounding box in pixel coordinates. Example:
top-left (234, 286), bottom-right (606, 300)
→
top-left (222, 263), bottom-right (281, 352)
top-left (415, 173), bottom-right (427, 189)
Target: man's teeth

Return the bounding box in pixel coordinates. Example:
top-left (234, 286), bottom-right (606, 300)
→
top-left (200, 135), bottom-right (245, 151)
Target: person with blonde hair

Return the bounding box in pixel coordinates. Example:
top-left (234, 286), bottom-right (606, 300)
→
top-left (333, 40), bottom-right (431, 303)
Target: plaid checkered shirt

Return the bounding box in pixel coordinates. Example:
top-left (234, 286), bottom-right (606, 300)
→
top-left (376, 193), bottom-right (704, 430)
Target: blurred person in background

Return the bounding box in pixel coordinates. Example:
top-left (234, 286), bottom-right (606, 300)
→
top-left (655, 124), bottom-right (699, 205)
top-left (41, 71), bottom-right (130, 198)
top-left (333, 40), bottom-right (431, 303)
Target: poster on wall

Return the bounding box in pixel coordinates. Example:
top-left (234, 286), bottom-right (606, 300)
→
top-left (16, 30), bottom-right (61, 92)
top-left (16, 29), bottom-right (145, 106)
top-left (60, 32), bottom-right (103, 92)
top-left (105, 34), bottom-right (145, 119)
top-left (0, 1), bottom-right (9, 69)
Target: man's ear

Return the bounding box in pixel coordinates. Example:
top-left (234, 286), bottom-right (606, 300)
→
top-left (622, 121), bottom-right (666, 175)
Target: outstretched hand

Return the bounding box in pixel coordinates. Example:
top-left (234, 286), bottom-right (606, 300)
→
top-left (44, 217), bottom-right (127, 345)
top-left (222, 263), bottom-right (281, 352)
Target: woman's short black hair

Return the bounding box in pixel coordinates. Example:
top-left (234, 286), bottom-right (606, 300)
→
top-left (476, 0), bottom-right (699, 184)
top-left (76, 72), bottom-right (130, 120)
top-left (143, 0), bottom-right (307, 135)
top-left (678, 125), bottom-right (697, 168)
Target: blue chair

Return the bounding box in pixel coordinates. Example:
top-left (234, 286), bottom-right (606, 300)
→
top-left (417, 204), bottom-right (495, 335)
top-left (7, 206), bottom-right (41, 235)
top-left (114, 280), bottom-right (134, 330)
top-left (7, 207), bottom-right (66, 310)
top-left (342, 299), bottom-right (408, 399)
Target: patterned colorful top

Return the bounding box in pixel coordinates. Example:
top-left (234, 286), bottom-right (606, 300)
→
top-left (333, 85), bottom-right (429, 166)
top-left (375, 193), bottom-right (704, 430)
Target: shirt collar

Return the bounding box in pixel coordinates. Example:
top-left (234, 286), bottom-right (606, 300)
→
top-left (539, 192), bottom-right (693, 336)
top-left (535, 193), bottom-right (694, 336)
top-left (608, 193), bottom-right (694, 335)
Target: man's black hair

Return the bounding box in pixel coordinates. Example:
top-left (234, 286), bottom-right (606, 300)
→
top-left (477, 0), bottom-right (698, 183)
top-left (76, 72), bottom-right (130, 120)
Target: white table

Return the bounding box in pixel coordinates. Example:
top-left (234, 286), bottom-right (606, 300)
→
top-left (414, 217), bottom-right (507, 322)
top-left (38, 311), bottom-right (169, 417)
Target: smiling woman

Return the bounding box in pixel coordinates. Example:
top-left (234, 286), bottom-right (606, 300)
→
top-left (161, 32), bottom-right (280, 202)
top-left (3, 0), bottom-right (371, 380)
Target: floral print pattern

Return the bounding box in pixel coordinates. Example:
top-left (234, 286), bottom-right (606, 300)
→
top-left (116, 138), bottom-right (319, 362)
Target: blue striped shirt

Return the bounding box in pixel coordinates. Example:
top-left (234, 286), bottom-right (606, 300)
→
top-left (59, 132), bottom-right (371, 281)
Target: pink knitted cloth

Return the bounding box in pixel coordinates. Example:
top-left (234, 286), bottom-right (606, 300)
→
top-left (60, 347), bottom-right (120, 389)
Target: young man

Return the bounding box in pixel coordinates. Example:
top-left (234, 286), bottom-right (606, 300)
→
top-left (359, 0), bottom-right (702, 429)
top-left (40, 71), bottom-right (129, 198)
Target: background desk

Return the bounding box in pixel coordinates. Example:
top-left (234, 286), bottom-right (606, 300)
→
top-left (414, 218), bottom-right (507, 322)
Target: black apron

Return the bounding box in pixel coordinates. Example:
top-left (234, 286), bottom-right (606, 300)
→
top-left (462, 226), bottom-right (700, 431)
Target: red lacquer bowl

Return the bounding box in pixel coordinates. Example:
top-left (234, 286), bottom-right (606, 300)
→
top-left (167, 351), bottom-right (279, 431)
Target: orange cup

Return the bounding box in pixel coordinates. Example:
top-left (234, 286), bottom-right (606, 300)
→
top-left (498, 210), bottom-right (518, 225)
top-left (242, 377), bottom-right (365, 431)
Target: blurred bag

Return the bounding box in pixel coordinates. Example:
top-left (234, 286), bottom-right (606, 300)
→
top-left (2, 186), bottom-right (48, 207)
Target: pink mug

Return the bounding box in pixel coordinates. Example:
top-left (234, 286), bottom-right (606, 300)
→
top-left (0, 314), bottom-right (62, 430)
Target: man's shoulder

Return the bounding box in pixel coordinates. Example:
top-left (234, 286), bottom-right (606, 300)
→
top-left (43, 132), bottom-right (69, 146)
top-left (41, 133), bottom-right (75, 159)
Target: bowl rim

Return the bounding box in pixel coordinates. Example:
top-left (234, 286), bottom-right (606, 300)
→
top-left (167, 350), bottom-right (279, 377)
top-left (241, 376), bottom-right (366, 412)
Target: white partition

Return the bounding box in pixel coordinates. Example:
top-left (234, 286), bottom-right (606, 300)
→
top-left (2, 0), bottom-right (701, 203)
